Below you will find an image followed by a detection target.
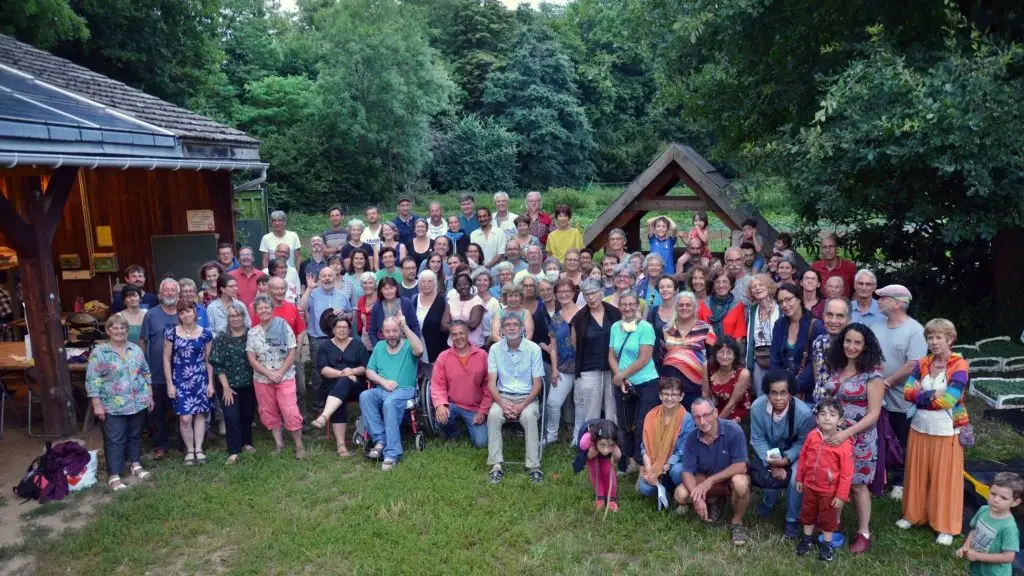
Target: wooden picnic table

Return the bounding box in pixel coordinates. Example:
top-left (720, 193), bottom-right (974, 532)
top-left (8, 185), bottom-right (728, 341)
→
top-left (0, 341), bottom-right (87, 372)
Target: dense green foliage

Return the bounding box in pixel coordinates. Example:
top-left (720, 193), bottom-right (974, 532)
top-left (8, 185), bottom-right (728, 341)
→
top-left (4, 0), bottom-right (1024, 331)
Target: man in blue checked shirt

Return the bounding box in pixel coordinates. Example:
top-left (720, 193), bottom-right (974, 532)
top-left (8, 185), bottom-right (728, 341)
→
top-left (300, 267), bottom-right (353, 415)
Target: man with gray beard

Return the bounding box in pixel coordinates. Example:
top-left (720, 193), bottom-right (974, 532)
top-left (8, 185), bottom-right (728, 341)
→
top-left (139, 278), bottom-right (181, 460)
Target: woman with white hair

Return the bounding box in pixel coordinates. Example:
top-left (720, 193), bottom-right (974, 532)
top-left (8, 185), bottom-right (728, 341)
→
top-left (634, 253), bottom-right (666, 308)
top-left (570, 278), bottom-right (622, 436)
top-left (661, 290), bottom-right (716, 411)
top-left (515, 271), bottom-right (540, 316)
top-left (491, 261), bottom-right (515, 299)
top-left (604, 263), bottom-right (647, 317)
top-left (414, 269), bottom-right (449, 371)
top-left (341, 219), bottom-right (372, 270)
top-left (490, 283), bottom-right (535, 343)
top-left (355, 271), bottom-right (378, 349)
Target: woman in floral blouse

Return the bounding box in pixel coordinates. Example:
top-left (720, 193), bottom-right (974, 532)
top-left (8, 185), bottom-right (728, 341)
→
top-left (247, 294), bottom-right (304, 459)
top-left (209, 302), bottom-right (256, 464)
top-left (86, 315), bottom-right (153, 492)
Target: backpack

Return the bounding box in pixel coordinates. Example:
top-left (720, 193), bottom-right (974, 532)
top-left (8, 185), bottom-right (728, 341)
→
top-left (13, 442), bottom-right (51, 501)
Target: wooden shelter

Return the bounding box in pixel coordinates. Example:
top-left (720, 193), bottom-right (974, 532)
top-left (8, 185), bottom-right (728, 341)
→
top-left (0, 34), bottom-right (267, 435)
top-left (584, 143), bottom-right (802, 267)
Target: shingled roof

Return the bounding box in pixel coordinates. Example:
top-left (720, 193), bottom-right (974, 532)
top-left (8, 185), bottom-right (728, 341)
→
top-left (0, 34), bottom-right (256, 147)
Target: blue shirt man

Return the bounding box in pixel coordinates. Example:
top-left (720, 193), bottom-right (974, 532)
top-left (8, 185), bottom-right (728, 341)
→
top-left (305, 275), bottom-right (353, 339)
top-left (458, 193), bottom-right (479, 235)
top-left (851, 298), bottom-right (881, 325)
top-left (393, 196), bottom-right (418, 245)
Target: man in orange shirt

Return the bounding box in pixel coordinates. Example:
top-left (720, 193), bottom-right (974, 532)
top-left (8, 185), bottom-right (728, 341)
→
top-left (430, 321), bottom-right (492, 447)
top-left (810, 234), bottom-right (856, 299)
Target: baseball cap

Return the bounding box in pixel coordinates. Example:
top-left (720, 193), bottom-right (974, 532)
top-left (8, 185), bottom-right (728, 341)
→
top-left (875, 284), bottom-right (912, 303)
top-left (396, 195), bottom-right (412, 205)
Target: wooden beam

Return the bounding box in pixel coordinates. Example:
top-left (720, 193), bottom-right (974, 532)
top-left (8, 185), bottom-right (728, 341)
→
top-left (15, 171), bottom-right (78, 436)
top-left (628, 198), bottom-right (708, 212)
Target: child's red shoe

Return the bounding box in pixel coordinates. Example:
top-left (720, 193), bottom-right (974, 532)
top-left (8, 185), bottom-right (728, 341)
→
top-left (607, 501), bottom-right (619, 512)
top-left (594, 499), bottom-right (605, 510)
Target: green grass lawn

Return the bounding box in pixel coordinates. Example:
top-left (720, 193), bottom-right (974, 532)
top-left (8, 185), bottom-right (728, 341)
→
top-left (10, 397), bottom-right (1018, 575)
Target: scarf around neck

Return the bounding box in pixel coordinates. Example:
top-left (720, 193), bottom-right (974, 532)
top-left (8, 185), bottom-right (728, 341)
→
top-left (708, 292), bottom-right (736, 335)
top-left (643, 405), bottom-right (685, 475)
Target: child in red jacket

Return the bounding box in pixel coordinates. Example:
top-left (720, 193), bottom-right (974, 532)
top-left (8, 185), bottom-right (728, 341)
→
top-left (795, 399), bottom-right (854, 562)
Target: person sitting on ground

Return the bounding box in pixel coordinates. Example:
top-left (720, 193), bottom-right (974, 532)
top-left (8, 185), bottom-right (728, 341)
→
top-left (360, 315), bottom-right (424, 471)
top-left (750, 369), bottom-right (815, 538)
top-left (795, 399), bottom-right (854, 562)
top-left (310, 312), bottom-right (370, 458)
top-left (956, 471), bottom-right (1022, 575)
top-left (637, 377), bottom-right (696, 504)
top-left (431, 321), bottom-right (492, 447)
top-left (677, 397), bottom-right (752, 547)
top-left (486, 312), bottom-right (545, 484)
top-left (575, 419), bottom-right (622, 512)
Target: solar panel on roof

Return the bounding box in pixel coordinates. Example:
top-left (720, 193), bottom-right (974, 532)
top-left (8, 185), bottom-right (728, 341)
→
top-left (0, 91), bottom-right (93, 125)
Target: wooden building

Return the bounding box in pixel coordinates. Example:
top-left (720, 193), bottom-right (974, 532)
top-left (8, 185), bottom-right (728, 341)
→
top-left (0, 34), bottom-right (267, 435)
top-left (584, 143), bottom-right (804, 267)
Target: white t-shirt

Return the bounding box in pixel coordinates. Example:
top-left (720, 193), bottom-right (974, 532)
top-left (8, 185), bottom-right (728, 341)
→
top-left (911, 372), bottom-right (955, 436)
top-left (361, 225), bottom-right (382, 254)
top-left (492, 212), bottom-right (518, 240)
top-left (426, 219), bottom-right (448, 241)
top-left (470, 228), bottom-right (507, 265)
top-left (260, 231), bottom-right (302, 268)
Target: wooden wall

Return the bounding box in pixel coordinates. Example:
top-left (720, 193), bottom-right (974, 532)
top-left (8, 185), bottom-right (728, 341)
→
top-left (0, 167), bottom-right (235, 310)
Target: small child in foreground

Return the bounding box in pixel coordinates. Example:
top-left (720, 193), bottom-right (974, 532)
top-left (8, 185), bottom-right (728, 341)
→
top-left (795, 399), bottom-right (853, 562)
top-left (575, 419), bottom-right (622, 512)
top-left (957, 471), bottom-right (1022, 576)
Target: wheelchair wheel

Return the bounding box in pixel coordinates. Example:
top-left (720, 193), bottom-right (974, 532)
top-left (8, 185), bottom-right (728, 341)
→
top-left (419, 377), bottom-right (440, 435)
top-left (415, 432), bottom-right (426, 452)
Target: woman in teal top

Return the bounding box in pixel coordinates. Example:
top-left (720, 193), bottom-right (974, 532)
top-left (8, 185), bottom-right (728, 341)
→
top-left (608, 290), bottom-right (660, 473)
top-left (118, 285), bottom-right (147, 346)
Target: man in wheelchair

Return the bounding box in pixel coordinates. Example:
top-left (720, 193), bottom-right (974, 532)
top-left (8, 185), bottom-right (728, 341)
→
top-left (360, 315), bottom-right (423, 471)
top-left (431, 321), bottom-right (491, 448)
top-left (486, 313), bottom-right (544, 485)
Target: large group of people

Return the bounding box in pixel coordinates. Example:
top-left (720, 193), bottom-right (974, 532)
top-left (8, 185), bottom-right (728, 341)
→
top-left (85, 192), bottom-right (1019, 571)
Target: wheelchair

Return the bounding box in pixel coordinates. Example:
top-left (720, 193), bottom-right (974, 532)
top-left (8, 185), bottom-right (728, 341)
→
top-left (352, 369), bottom-right (440, 457)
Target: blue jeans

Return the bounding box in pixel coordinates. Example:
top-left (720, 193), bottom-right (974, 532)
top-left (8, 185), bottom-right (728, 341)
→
top-left (359, 386), bottom-right (416, 461)
top-left (101, 411), bottom-right (145, 476)
top-left (760, 461), bottom-right (803, 523)
top-left (638, 463), bottom-right (684, 499)
top-left (439, 404), bottom-right (488, 448)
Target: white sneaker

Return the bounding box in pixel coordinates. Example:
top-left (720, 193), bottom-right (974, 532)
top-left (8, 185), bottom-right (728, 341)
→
top-left (936, 533), bottom-right (954, 546)
top-left (889, 486), bottom-right (904, 501)
top-left (895, 518), bottom-right (912, 530)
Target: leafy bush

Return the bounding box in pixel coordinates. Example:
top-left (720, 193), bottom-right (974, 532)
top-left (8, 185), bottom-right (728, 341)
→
top-left (428, 115), bottom-right (519, 194)
top-left (544, 187), bottom-right (590, 214)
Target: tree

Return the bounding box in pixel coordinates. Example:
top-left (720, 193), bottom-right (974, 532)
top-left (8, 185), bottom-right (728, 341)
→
top-left (0, 0), bottom-right (89, 49)
top-left (428, 114), bottom-right (519, 193)
top-left (440, 0), bottom-right (516, 112)
top-left (308, 0), bottom-right (456, 206)
top-left (484, 23), bottom-right (595, 190)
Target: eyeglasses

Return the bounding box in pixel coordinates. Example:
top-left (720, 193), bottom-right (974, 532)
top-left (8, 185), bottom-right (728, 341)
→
top-left (659, 391), bottom-right (682, 398)
top-left (692, 412), bottom-right (716, 422)
top-left (779, 295), bottom-right (798, 305)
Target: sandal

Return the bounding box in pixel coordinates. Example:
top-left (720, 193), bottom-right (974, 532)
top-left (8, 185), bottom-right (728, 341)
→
top-left (295, 447), bottom-right (306, 460)
top-left (337, 445), bottom-right (352, 458)
top-left (367, 443), bottom-right (384, 460)
top-left (243, 445), bottom-right (257, 453)
top-left (130, 464), bottom-right (151, 480)
top-left (195, 452), bottom-right (208, 465)
top-left (184, 452), bottom-right (196, 466)
top-left (226, 455), bottom-right (238, 465)
top-left (108, 476), bottom-right (128, 492)
top-left (271, 445), bottom-right (284, 455)
top-left (730, 524), bottom-right (749, 547)
top-left (311, 415), bottom-right (328, 429)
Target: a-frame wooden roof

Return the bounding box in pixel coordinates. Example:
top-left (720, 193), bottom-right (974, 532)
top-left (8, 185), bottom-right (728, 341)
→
top-left (584, 143), bottom-right (803, 267)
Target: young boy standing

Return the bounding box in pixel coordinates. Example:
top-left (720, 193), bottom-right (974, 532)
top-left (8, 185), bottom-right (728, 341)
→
top-left (958, 472), bottom-right (1022, 576)
top-left (647, 215), bottom-right (678, 276)
top-left (795, 399), bottom-right (854, 562)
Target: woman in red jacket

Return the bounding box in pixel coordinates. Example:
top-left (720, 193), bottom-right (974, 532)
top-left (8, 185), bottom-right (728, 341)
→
top-left (699, 267), bottom-right (747, 347)
top-left (795, 399), bottom-right (854, 562)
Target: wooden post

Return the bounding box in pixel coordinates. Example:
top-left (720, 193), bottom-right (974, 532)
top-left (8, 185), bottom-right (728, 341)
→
top-left (0, 167), bottom-right (78, 436)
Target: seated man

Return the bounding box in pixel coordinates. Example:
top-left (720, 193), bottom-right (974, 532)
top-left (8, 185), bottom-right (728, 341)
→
top-left (360, 316), bottom-right (423, 471)
top-left (750, 369), bottom-right (814, 538)
top-left (677, 397), bottom-right (752, 547)
top-left (431, 321), bottom-right (491, 447)
top-left (637, 377), bottom-right (696, 503)
top-left (486, 312), bottom-right (544, 485)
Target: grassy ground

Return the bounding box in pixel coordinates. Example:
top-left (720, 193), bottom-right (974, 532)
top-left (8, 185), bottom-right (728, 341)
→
top-left (5, 396), bottom-right (1018, 575)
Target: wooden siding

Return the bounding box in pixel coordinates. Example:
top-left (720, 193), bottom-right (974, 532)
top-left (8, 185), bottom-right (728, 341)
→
top-left (0, 167), bottom-right (235, 309)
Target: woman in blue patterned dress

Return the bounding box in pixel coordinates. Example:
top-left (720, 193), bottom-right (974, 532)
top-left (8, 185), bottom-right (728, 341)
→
top-left (163, 300), bottom-right (215, 466)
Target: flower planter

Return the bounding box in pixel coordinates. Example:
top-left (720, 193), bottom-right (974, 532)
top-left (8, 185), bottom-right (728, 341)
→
top-left (968, 357), bottom-right (1004, 371)
top-left (970, 377), bottom-right (1024, 409)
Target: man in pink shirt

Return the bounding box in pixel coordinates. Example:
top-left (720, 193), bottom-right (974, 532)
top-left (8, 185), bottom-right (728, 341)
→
top-left (431, 321), bottom-right (492, 447)
top-left (810, 233), bottom-right (857, 299)
top-left (229, 247), bottom-right (266, 306)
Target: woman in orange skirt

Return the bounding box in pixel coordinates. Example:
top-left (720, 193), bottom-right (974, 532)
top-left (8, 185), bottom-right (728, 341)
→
top-left (896, 318), bottom-right (969, 546)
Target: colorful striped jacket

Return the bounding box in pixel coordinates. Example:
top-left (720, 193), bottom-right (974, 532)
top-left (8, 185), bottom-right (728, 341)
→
top-left (904, 353), bottom-right (970, 429)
